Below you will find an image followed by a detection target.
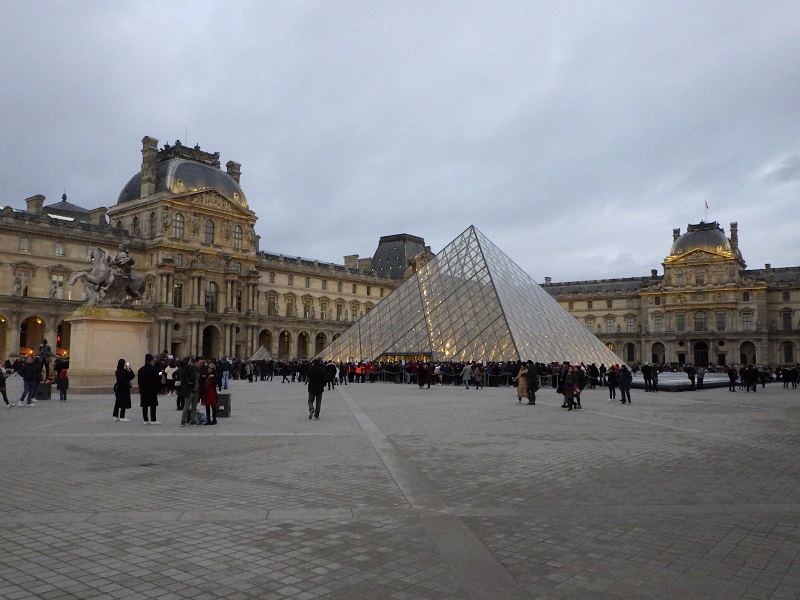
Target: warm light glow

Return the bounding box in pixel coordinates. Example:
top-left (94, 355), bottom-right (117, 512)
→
top-left (35, 318), bottom-right (42, 324)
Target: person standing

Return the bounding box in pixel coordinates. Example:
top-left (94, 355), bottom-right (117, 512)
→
top-left (461, 362), bottom-right (473, 389)
top-left (618, 365), bottom-right (632, 404)
top-left (696, 366), bottom-right (706, 390)
top-left (180, 358), bottom-right (201, 426)
top-left (201, 364), bottom-right (218, 425)
top-left (727, 365), bottom-right (738, 391)
top-left (18, 356), bottom-right (40, 406)
top-left (306, 359), bottom-right (327, 420)
top-left (137, 354), bottom-right (161, 424)
top-left (37, 339), bottom-right (53, 380)
top-left (651, 368), bottom-right (659, 392)
top-left (606, 365), bottom-right (618, 401)
top-left (525, 360), bottom-right (538, 405)
top-left (515, 362), bottom-right (528, 403)
top-left (56, 366), bottom-right (69, 402)
top-left (562, 366), bottom-right (578, 411)
top-left (113, 359), bottom-right (135, 421)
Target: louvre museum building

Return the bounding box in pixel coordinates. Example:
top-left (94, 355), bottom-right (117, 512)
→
top-left (0, 137), bottom-right (405, 362)
top-left (542, 221), bottom-right (800, 368)
top-left (1, 135), bottom-right (798, 369)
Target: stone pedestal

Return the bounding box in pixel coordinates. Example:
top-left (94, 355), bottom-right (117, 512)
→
top-left (66, 307), bottom-right (153, 394)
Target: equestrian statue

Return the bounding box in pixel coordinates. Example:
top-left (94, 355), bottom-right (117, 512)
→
top-left (68, 241), bottom-right (145, 306)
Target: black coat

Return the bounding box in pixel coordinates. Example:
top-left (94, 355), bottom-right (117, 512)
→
top-left (307, 364), bottom-right (327, 395)
top-left (115, 367), bottom-right (135, 409)
top-left (137, 362), bottom-right (161, 408)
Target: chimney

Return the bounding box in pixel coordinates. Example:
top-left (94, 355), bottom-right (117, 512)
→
top-left (140, 136), bottom-right (159, 197)
top-left (672, 228), bottom-right (681, 241)
top-left (25, 194), bottom-right (45, 215)
top-left (651, 269), bottom-right (658, 277)
top-left (765, 263), bottom-right (771, 271)
top-left (89, 206), bottom-right (108, 226)
top-left (544, 276), bottom-right (552, 284)
top-left (343, 254), bottom-right (359, 269)
top-left (730, 222), bottom-right (738, 251)
top-left (226, 161), bottom-right (241, 184)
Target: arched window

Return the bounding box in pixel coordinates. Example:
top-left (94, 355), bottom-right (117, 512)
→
top-left (233, 225), bottom-right (242, 250)
top-left (149, 212), bottom-right (157, 237)
top-left (115, 220), bottom-right (123, 229)
top-left (173, 213), bottom-right (185, 239)
top-left (132, 216), bottom-right (140, 234)
top-left (204, 219), bottom-right (215, 244)
top-left (205, 281), bottom-right (219, 312)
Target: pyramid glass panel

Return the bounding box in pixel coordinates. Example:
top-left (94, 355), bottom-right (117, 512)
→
top-left (317, 225), bottom-right (622, 366)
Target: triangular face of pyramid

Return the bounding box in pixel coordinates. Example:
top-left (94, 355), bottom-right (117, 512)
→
top-left (318, 225), bottom-right (622, 365)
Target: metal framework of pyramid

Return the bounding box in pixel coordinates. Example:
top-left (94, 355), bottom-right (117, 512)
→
top-left (318, 225), bottom-right (622, 365)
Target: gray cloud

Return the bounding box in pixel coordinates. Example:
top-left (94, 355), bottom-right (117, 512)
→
top-left (1, 0), bottom-right (799, 282)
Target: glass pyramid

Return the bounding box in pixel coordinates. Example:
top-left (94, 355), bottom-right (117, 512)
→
top-left (318, 226), bottom-right (622, 365)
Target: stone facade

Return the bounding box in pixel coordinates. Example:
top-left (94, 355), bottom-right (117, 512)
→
top-left (542, 221), bottom-right (800, 368)
top-left (0, 137), bottom-right (401, 361)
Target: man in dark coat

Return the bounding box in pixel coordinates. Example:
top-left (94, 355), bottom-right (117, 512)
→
top-left (306, 359), bottom-right (327, 420)
top-left (137, 353), bottom-right (162, 424)
top-left (524, 360), bottom-right (539, 405)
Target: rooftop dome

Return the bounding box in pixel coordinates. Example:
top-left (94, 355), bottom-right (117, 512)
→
top-left (117, 140), bottom-right (248, 208)
top-left (669, 221), bottom-right (742, 259)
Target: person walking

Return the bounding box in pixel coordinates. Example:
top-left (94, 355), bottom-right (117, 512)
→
top-left (0, 362), bottom-right (15, 408)
top-left (56, 366), bottom-right (69, 402)
top-left (306, 359), bottom-right (327, 420)
top-left (525, 360), bottom-right (539, 405)
top-left (618, 365), bottom-right (632, 404)
top-left (137, 353), bottom-right (161, 424)
top-left (113, 359), bottom-right (135, 421)
top-left (18, 356), bottom-right (41, 406)
top-left (727, 365), bottom-right (738, 391)
top-left (461, 362), bottom-right (473, 389)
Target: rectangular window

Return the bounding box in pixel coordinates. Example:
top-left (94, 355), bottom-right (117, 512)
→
top-left (174, 253), bottom-right (183, 267)
top-left (352, 283), bottom-right (357, 294)
top-left (587, 300), bottom-right (593, 309)
top-left (50, 274), bottom-right (64, 299)
top-left (54, 242), bottom-right (64, 257)
top-left (286, 299), bottom-right (295, 317)
top-left (235, 289), bottom-right (243, 312)
top-left (653, 315), bottom-right (662, 332)
top-left (626, 299), bottom-right (634, 308)
top-left (288, 275), bottom-right (293, 286)
top-left (694, 313), bottom-right (708, 331)
top-left (380, 288), bottom-right (384, 298)
top-left (367, 286), bottom-right (371, 296)
top-left (716, 313), bottom-right (726, 331)
top-left (676, 314), bottom-right (686, 332)
top-left (304, 301), bottom-right (312, 319)
top-left (19, 271), bottom-right (31, 297)
top-left (20, 237), bottom-right (30, 252)
top-left (267, 296), bottom-right (277, 316)
top-left (585, 318), bottom-right (594, 331)
top-left (269, 272), bottom-right (275, 284)
top-left (568, 301), bottom-right (574, 310)
top-left (305, 277), bottom-right (310, 289)
top-left (607, 300), bottom-right (613, 309)
top-left (606, 319), bottom-right (614, 334)
top-left (336, 304), bottom-right (343, 321)
top-left (655, 296), bottom-right (661, 306)
top-left (742, 313), bottom-right (752, 331)
top-left (626, 317), bottom-right (634, 333)
top-left (783, 313), bottom-right (792, 331)
top-left (322, 280), bottom-right (327, 291)
top-left (173, 284), bottom-right (183, 308)
top-left (337, 281), bottom-right (343, 293)
top-left (320, 302), bottom-right (328, 320)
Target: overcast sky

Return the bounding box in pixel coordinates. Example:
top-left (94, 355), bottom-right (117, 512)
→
top-left (1, 1), bottom-right (798, 282)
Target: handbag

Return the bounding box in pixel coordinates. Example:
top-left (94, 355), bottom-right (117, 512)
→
top-left (572, 385), bottom-right (581, 396)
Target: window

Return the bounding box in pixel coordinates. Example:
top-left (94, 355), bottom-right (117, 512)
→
top-left (233, 225), bottom-right (242, 250)
top-left (336, 304), bottom-right (344, 321)
top-left (305, 277), bottom-right (311, 289)
top-left (626, 317), bottom-right (635, 333)
top-left (320, 301), bottom-right (328, 320)
top-left (568, 301), bottom-right (574, 310)
top-left (173, 213), bottom-right (185, 239)
top-left (585, 317), bottom-right (594, 331)
top-left (716, 313), bottom-right (726, 331)
top-left (587, 301), bottom-right (593, 309)
top-left (303, 300), bottom-right (312, 319)
top-left (626, 299), bottom-right (634, 308)
top-left (20, 237), bottom-right (30, 252)
top-left (675, 270), bottom-right (685, 286)
top-left (19, 271), bottom-right (31, 297)
top-left (676, 296), bottom-right (685, 305)
top-left (204, 219), bottom-right (215, 244)
top-left (173, 284), bottom-right (183, 308)
top-left (351, 304), bottom-right (359, 321)
top-left (322, 280), bottom-right (327, 291)
top-left (54, 242), bottom-right (64, 257)
top-left (380, 287), bottom-right (384, 298)
top-left (783, 291), bottom-right (791, 302)
top-left (783, 313), bottom-right (792, 331)
top-left (605, 318), bottom-right (614, 334)
top-left (695, 270), bottom-right (705, 285)
top-left (267, 296), bottom-right (278, 316)
top-left (784, 342), bottom-right (795, 363)
top-left (50, 274), bottom-right (64, 299)
top-left (655, 296), bottom-right (661, 306)
top-left (235, 288), bottom-right (243, 312)
top-left (742, 312), bottom-right (752, 331)
top-left (694, 311), bottom-right (708, 331)
top-left (115, 220), bottom-right (123, 229)
top-left (367, 286), bottom-right (371, 296)
top-left (743, 292), bottom-right (750, 302)
top-left (132, 216), bottom-right (140, 234)
top-left (288, 274), bottom-right (294, 286)
top-left (205, 281), bottom-right (218, 312)
top-left (715, 267), bottom-right (725, 284)
top-left (269, 272), bottom-right (275, 284)
top-left (285, 298), bottom-right (296, 318)
top-left (337, 281), bottom-right (343, 293)
top-left (352, 283), bottom-right (357, 294)
top-left (607, 300), bottom-right (613, 309)
top-left (653, 315), bottom-right (663, 332)
top-left (174, 253), bottom-right (183, 266)
top-left (149, 212), bottom-right (157, 237)
top-left (676, 314), bottom-right (686, 332)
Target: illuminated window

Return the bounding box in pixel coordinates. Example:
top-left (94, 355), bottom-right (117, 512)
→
top-left (173, 213), bottom-right (185, 239)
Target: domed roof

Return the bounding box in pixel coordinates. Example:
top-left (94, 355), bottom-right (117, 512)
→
top-left (669, 222), bottom-right (740, 257)
top-left (117, 142), bottom-right (248, 208)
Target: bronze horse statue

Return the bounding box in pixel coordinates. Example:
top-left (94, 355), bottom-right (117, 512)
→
top-left (68, 246), bottom-right (145, 306)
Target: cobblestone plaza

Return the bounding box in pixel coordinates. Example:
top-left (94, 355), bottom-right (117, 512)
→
top-left (1, 376), bottom-right (798, 599)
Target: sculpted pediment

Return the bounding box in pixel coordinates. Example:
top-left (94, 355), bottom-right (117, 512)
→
top-left (188, 191), bottom-right (253, 217)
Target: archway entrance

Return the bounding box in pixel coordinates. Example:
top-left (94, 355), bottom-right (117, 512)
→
top-left (278, 331), bottom-right (291, 360)
top-left (739, 341), bottom-right (757, 365)
top-left (297, 332), bottom-right (310, 360)
top-left (651, 342), bottom-right (665, 365)
top-left (19, 316), bottom-right (45, 355)
top-left (693, 341), bottom-right (709, 367)
top-left (258, 330), bottom-right (272, 355)
top-left (623, 343), bottom-right (636, 363)
top-left (202, 325), bottom-right (221, 359)
top-left (315, 333), bottom-right (327, 355)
